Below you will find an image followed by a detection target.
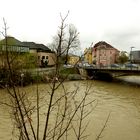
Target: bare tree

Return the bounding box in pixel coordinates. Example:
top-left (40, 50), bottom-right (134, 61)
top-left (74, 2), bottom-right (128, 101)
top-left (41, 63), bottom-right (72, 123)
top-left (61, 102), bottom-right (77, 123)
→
top-left (48, 14), bottom-right (80, 66)
top-left (0, 18), bottom-right (32, 139)
top-left (57, 12), bottom-right (69, 57)
top-left (0, 16), bottom-right (110, 140)
top-left (65, 24), bottom-right (80, 65)
top-left (95, 112), bottom-right (111, 140)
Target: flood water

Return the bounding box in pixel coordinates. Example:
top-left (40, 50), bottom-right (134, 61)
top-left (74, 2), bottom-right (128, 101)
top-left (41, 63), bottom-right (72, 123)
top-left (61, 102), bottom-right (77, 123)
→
top-left (0, 79), bottom-right (140, 140)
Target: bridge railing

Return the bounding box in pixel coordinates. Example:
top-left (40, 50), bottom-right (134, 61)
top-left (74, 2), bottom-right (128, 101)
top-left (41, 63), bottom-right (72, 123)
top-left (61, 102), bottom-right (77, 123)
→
top-left (83, 65), bottom-right (140, 71)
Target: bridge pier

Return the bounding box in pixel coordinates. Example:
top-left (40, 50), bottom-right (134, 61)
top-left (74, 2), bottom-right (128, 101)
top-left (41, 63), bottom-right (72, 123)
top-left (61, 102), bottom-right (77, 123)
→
top-left (78, 68), bottom-right (113, 81)
top-left (86, 69), bottom-right (113, 81)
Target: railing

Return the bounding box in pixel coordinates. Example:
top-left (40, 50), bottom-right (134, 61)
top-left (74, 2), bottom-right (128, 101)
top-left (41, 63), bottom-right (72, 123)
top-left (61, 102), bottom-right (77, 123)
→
top-left (84, 65), bottom-right (140, 71)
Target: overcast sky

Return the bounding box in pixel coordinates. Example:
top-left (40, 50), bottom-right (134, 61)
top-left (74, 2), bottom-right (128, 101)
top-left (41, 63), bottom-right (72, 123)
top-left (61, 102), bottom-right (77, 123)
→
top-left (0, 0), bottom-right (140, 53)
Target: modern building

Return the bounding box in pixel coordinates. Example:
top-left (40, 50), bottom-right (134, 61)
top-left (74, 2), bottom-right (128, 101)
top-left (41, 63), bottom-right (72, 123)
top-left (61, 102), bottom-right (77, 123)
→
top-left (0, 36), bottom-right (56, 68)
top-left (131, 50), bottom-right (140, 63)
top-left (92, 41), bottom-right (120, 67)
top-left (0, 36), bottom-right (30, 68)
top-left (23, 42), bottom-right (56, 67)
top-left (0, 36), bottom-right (29, 53)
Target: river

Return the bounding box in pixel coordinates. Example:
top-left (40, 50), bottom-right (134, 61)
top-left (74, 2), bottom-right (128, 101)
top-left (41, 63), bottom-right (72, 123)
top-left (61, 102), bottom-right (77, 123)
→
top-left (0, 79), bottom-right (140, 140)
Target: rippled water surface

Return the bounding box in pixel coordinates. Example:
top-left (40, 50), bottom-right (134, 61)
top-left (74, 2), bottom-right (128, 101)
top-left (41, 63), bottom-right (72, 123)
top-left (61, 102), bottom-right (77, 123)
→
top-left (0, 80), bottom-right (140, 140)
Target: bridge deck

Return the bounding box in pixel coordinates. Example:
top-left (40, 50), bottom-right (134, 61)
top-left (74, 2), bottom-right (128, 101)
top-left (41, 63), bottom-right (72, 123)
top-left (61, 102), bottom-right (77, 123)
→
top-left (84, 66), bottom-right (140, 75)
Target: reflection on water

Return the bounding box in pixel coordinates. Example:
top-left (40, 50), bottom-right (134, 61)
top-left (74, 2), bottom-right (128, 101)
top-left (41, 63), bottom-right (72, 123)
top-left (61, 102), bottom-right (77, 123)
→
top-left (0, 80), bottom-right (140, 140)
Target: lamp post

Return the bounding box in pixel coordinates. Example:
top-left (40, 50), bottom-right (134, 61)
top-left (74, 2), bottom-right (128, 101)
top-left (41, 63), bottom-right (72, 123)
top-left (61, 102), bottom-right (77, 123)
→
top-left (130, 46), bottom-right (135, 64)
top-left (130, 46), bottom-right (135, 70)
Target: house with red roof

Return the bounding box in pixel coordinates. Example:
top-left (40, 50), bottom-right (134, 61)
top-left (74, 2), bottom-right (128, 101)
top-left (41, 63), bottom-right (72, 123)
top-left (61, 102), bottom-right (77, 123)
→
top-left (92, 41), bottom-right (120, 67)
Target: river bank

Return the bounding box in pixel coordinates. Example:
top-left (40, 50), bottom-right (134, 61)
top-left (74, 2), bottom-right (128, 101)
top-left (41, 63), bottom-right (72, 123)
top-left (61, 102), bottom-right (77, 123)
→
top-left (0, 67), bottom-right (140, 88)
top-left (0, 67), bottom-right (84, 87)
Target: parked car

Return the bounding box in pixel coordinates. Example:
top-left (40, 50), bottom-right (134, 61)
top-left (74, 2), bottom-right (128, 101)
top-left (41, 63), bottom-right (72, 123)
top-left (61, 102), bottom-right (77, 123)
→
top-left (125, 63), bottom-right (138, 68)
top-left (77, 62), bottom-right (92, 67)
top-left (110, 64), bottom-right (120, 68)
top-left (63, 64), bottom-right (73, 68)
top-left (83, 62), bottom-right (91, 67)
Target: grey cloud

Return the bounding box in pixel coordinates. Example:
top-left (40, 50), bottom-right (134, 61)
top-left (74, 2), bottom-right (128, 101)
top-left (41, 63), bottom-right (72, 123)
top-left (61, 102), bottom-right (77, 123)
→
top-left (79, 27), bottom-right (140, 53)
top-left (102, 28), bottom-right (140, 52)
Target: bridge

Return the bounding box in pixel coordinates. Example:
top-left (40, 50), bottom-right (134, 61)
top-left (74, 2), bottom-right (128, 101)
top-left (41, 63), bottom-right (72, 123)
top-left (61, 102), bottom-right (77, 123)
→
top-left (78, 67), bottom-right (140, 81)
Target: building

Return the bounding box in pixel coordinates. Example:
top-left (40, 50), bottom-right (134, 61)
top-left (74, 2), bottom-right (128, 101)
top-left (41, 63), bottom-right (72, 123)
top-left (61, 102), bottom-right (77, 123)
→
top-left (0, 36), bottom-right (29, 53)
top-left (68, 54), bottom-right (80, 65)
top-left (131, 50), bottom-right (140, 63)
top-left (23, 42), bottom-right (56, 67)
top-left (0, 36), bottom-right (56, 68)
top-left (0, 36), bottom-right (30, 68)
top-left (84, 47), bottom-right (92, 64)
top-left (92, 41), bottom-right (120, 67)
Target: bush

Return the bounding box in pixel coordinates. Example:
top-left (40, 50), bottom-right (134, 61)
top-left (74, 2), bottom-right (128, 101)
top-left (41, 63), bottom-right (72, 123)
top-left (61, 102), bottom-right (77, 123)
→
top-left (60, 67), bottom-right (79, 75)
top-left (0, 68), bottom-right (9, 87)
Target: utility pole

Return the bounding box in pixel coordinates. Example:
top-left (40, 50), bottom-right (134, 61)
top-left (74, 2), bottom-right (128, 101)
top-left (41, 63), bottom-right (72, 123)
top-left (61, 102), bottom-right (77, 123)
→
top-left (130, 46), bottom-right (135, 64)
top-left (130, 46), bottom-right (135, 70)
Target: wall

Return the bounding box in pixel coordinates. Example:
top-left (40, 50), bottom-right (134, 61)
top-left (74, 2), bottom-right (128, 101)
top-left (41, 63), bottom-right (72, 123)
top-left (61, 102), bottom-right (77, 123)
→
top-left (93, 46), bottom-right (119, 67)
top-left (37, 52), bottom-right (56, 66)
top-left (29, 49), bottom-right (37, 53)
top-left (132, 51), bottom-right (140, 63)
top-left (68, 56), bottom-right (80, 65)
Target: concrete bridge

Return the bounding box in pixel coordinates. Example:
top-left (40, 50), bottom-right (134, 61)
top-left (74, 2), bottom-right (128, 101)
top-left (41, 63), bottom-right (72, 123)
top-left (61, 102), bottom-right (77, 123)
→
top-left (78, 67), bottom-right (140, 81)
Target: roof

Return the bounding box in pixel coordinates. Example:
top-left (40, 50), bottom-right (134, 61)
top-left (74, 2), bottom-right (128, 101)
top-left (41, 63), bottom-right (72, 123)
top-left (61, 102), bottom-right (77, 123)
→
top-left (22, 42), bottom-right (52, 52)
top-left (0, 36), bottom-right (27, 47)
top-left (93, 41), bottom-right (119, 51)
top-left (0, 37), bottom-right (54, 53)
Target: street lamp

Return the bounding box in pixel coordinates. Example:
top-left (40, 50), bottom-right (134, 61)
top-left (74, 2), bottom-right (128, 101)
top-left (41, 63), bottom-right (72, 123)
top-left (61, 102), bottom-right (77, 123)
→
top-left (130, 46), bottom-right (135, 64)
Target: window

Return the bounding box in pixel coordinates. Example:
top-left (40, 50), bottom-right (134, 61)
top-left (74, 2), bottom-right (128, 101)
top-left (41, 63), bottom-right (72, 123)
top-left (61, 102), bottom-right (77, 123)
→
top-left (46, 56), bottom-right (48, 59)
top-left (42, 56), bottom-right (45, 59)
